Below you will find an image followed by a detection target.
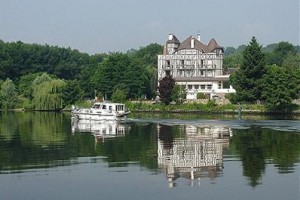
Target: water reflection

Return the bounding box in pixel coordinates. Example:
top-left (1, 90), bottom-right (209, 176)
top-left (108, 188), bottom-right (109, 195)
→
top-left (71, 119), bottom-right (129, 142)
top-left (157, 123), bottom-right (232, 188)
top-left (0, 112), bottom-right (299, 194)
top-left (0, 112), bottom-right (71, 173)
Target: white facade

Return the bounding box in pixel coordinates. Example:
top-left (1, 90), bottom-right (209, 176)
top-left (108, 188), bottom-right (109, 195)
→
top-left (158, 34), bottom-right (235, 100)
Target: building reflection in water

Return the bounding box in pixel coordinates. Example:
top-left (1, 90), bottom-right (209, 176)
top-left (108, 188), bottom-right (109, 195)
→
top-left (71, 119), bottom-right (128, 142)
top-left (157, 124), bottom-right (232, 188)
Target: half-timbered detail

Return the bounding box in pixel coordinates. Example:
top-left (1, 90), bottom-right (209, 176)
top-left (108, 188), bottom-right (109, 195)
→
top-left (158, 34), bottom-right (235, 100)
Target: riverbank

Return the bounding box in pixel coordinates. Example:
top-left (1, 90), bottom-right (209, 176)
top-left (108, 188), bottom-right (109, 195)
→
top-left (125, 101), bottom-right (300, 115)
top-left (2, 102), bottom-right (300, 115)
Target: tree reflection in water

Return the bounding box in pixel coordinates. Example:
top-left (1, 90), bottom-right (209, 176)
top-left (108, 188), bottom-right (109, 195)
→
top-left (0, 112), bottom-right (299, 189)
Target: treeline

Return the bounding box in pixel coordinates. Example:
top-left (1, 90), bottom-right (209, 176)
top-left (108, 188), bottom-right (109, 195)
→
top-left (0, 40), bottom-right (162, 110)
top-left (224, 41), bottom-right (300, 69)
top-left (228, 37), bottom-right (300, 111)
top-left (0, 38), bottom-right (299, 111)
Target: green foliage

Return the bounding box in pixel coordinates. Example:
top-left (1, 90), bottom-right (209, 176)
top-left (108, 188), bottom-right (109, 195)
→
top-left (128, 43), bottom-right (163, 98)
top-left (223, 52), bottom-right (242, 68)
top-left (111, 89), bottom-right (127, 103)
top-left (226, 93), bottom-right (238, 104)
top-left (196, 92), bottom-right (206, 99)
top-left (282, 54), bottom-right (300, 68)
top-left (128, 43), bottom-right (163, 67)
top-left (0, 38), bottom-right (299, 110)
top-left (158, 75), bottom-right (175, 105)
top-left (19, 96), bottom-right (33, 109)
top-left (0, 41), bottom-right (90, 81)
top-left (77, 64), bottom-right (97, 99)
top-left (31, 74), bottom-right (66, 110)
top-left (62, 80), bottom-right (82, 105)
top-left (262, 65), bottom-right (300, 111)
top-left (265, 42), bottom-right (297, 66)
top-left (0, 78), bottom-right (18, 109)
top-left (18, 72), bottom-right (43, 99)
top-left (92, 50), bottom-right (157, 101)
top-left (206, 99), bottom-right (217, 108)
top-left (171, 84), bottom-right (186, 104)
top-left (230, 37), bottom-right (267, 103)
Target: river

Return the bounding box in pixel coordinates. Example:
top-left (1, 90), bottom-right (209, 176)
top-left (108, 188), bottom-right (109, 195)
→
top-left (0, 112), bottom-right (299, 200)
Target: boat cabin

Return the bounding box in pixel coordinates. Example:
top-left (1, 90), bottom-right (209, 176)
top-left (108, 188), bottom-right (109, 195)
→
top-left (92, 102), bottom-right (125, 112)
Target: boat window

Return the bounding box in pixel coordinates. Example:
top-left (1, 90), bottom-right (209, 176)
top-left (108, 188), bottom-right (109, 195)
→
top-left (93, 104), bottom-right (100, 109)
top-left (116, 105), bottom-right (124, 111)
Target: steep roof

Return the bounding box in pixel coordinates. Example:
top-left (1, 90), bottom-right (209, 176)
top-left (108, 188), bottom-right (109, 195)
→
top-left (166, 34), bottom-right (180, 44)
top-left (174, 36), bottom-right (223, 53)
top-left (208, 38), bottom-right (223, 52)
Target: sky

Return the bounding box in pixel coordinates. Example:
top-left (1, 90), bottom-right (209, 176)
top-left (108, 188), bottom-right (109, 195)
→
top-left (0, 0), bottom-right (299, 54)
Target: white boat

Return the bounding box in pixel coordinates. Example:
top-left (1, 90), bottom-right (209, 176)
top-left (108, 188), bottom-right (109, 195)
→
top-left (71, 102), bottom-right (130, 121)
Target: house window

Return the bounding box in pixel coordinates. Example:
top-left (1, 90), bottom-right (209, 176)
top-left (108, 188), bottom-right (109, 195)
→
top-left (188, 85), bottom-right (193, 90)
top-left (207, 85), bottom-right (212, 90)
top-left (218, 81), bottom-right (222, 89)
top-left (166, 60), bottom-right (170, 67)
top-left (200, 85), bottom-right (205, 89)
top-left (194, 85), bottom-right (199, 89)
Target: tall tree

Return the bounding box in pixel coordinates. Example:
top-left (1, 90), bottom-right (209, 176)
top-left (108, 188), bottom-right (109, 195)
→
top-left (31, 73), bottom-right (66, 110)
top-left (0, 78), bottom-right (18, 109)
top-left (230, 37), bottom-right (267, 103)
top-left (262, 65), bottom-right (300, 111)
top-left (158, 75), bottom-right (175, 105)
top-left (92, 53), bottom-right (129, 99)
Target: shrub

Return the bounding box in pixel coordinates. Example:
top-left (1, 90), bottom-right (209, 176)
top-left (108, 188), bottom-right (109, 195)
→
top-left (197, 92), bottom-right (206, 99)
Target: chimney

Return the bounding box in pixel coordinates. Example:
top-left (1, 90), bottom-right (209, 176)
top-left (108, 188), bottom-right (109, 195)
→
top-left (191, 37), bottom-right (195, 48)
top-left (168, 34), bottom-right (173, 40)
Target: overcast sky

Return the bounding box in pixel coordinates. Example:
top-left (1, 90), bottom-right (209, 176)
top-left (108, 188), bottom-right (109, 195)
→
top-left (0, 0), bottom-right (299, 54)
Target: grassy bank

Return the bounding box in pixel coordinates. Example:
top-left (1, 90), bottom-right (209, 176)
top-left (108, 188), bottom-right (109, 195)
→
top-left (125, 101), bottom-right (300, 115)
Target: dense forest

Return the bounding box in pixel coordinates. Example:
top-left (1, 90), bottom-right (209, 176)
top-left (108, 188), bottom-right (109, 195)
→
top-left (0, 40), bottom-right (162, 110)
top-left (0, 38), bottom-right (299, 111)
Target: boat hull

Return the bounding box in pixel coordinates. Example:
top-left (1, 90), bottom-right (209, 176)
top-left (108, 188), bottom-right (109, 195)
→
top-left (71, 111), bottom-right (129, 121)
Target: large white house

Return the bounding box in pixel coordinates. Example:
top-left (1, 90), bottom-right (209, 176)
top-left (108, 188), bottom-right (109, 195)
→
top-left (157, 34), bottom-right (235, 100)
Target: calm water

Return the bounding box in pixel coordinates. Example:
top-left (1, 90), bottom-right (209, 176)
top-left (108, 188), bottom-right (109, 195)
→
top-left (0, 112), bottom-right (299, 200)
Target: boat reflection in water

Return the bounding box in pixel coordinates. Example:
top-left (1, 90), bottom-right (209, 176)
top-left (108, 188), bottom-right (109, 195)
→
top-left (71, 118), bottom-right (128, 142)
top-left (157, 123), bottom-right (232, 188)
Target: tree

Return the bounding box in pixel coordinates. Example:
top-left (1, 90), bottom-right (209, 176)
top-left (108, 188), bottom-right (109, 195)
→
top-left (282, 54), bottom-right (300, 69)
top-left (111, 89), bottom-right (127, 103)
top-left (262, 65), bottom-right (300, 111)
top-left (265, 42), bottom-right (297, 66)
top-left (158, 75), bottom-right (175, 105)
top-left (31, 73), bottom-right (66, 110)
top-left (230, 37), bottom-right (267, 103)
top-left (92, 53), bottom-right (130, 99)
top-left (62, 80), bottom-right (82, 105)
top-left (18, 72), bottom-right (43, 99)
top-left (0, 78), bottom-right (18, 109)
top-left (171, 84), bottom-right (186, 104)
top-left (129, 43), bottom-right (163, 67)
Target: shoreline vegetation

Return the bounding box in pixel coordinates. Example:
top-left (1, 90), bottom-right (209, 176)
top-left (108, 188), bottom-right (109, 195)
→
top-left (2, 101), bottom-right (299, 115)
top-left (125, 101), bottom-right (300, 115)
top-left (0, 40), bottom-right (299, 114)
